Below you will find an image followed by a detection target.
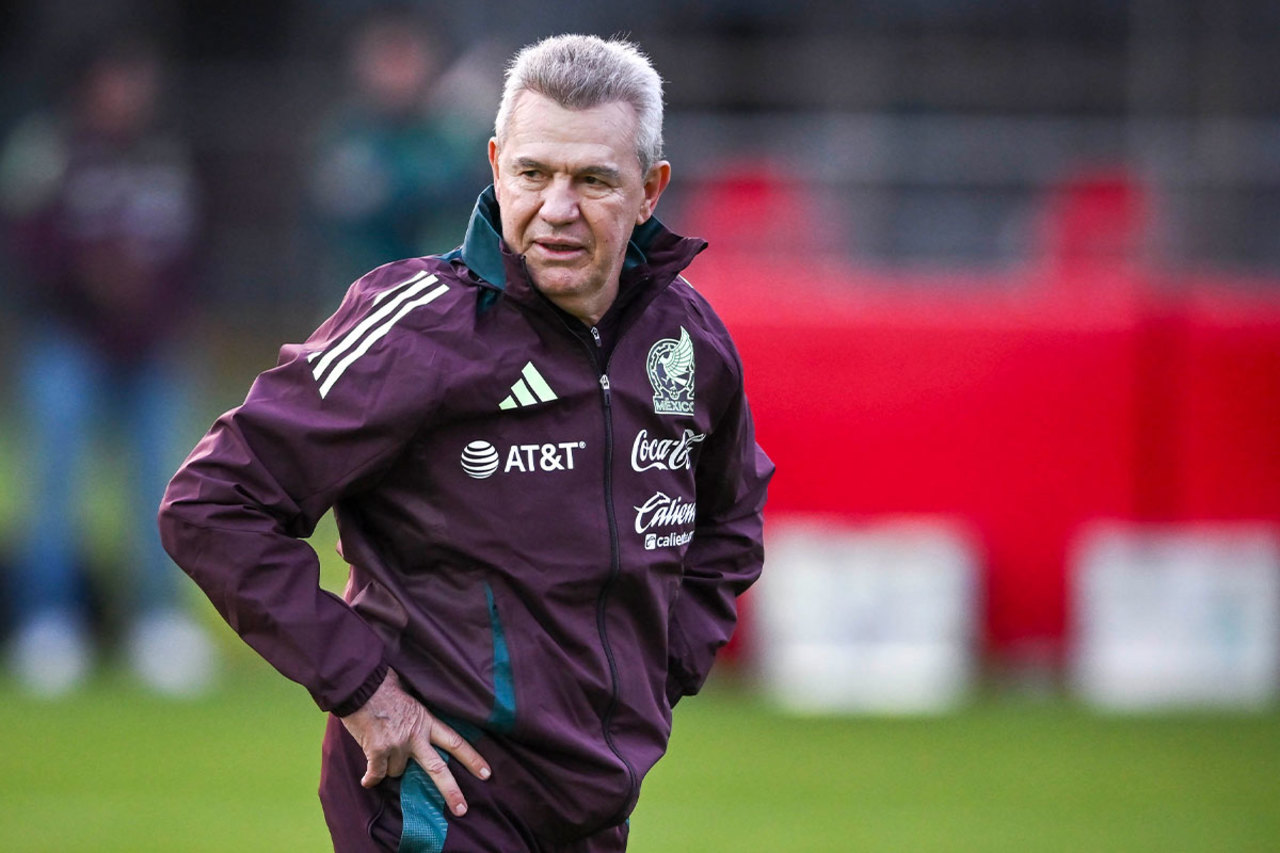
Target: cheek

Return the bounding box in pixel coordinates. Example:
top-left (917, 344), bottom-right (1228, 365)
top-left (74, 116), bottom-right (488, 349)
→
top-left (601, 209), bottom-right (637, 249)
top-left (496, 200), bottom-right (522, 244)
top-left (501, 212), bottom-right (525, 246)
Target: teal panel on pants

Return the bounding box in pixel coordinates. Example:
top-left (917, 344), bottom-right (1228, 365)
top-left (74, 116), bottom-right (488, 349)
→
top-left (398, 757), bottom-right (448, 853)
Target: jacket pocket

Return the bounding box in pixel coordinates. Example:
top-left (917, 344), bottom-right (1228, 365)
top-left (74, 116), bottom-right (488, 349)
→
top-left (482, 581), bottom-right (516, 733)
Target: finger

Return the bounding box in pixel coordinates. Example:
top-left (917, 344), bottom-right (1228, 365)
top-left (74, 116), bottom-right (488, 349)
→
top-left (411, 739), bottom-right (469, 817)
top-left (385, 748), bottom-right (408, 780)
top-left (361, 750), bottom-right (389, 789)
top-left (429, 721), bottom-right (492, 781)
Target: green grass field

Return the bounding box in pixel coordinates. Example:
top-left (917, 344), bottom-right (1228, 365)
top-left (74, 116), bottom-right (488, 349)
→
top-left (1, 370), bottom-right (1279, 851)
top-left (2, 654), bottom-right (1279, 852)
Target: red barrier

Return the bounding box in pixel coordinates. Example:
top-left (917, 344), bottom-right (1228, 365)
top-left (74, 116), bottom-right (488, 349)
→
top-left (694, 257), bottom-right (1280, 661)
top-left (1168, 284), bottom-right (1280, 521)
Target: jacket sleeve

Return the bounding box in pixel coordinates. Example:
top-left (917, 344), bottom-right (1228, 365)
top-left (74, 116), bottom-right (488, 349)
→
top-left (666, 368), bottom-right (774, 707)
top-left (157, 277), bottom-right (438, 714)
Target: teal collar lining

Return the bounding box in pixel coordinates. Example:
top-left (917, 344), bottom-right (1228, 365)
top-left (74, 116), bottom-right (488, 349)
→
top-left (458, 185), bottom-right (668, 292)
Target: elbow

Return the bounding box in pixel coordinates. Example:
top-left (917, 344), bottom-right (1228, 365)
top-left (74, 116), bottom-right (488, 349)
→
top-left (156, 470), bottom-right (203, 566)
top-left (156, 486), bottom-right (186, 564)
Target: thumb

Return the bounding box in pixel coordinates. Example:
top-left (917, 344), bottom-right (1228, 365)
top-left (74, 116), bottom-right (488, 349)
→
top-left (362, 750), bottom-right (389, 789)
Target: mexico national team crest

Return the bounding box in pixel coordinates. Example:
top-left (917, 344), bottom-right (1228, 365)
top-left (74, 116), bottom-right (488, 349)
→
top-left (646, 327), bottom-right (695, 416)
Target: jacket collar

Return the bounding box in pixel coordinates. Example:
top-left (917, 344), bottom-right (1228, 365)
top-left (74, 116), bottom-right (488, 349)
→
top-left (453, 186), bottom-right (706, 304)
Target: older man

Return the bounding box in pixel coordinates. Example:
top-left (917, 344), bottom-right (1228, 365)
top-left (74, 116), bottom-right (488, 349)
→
top-left (160, 34), bottom-right (772, 852)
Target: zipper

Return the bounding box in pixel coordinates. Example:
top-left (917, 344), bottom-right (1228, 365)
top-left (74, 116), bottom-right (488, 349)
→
top-left (536, 285), bottom-right (642, 819)
top-left (594, 368), bottom-right (638, 818)
top-left (563, 319), bottom-right (639, 820)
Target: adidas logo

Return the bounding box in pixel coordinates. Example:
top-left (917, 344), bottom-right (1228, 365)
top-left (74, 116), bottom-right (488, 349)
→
top-left (499, 362), bottom-right (558, 410)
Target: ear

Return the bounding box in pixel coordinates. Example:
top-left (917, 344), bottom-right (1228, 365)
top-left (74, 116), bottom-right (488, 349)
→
top-left (488, 138), bottom-right (501, 197)
top-left (636, 160), bottom-right (671, 224)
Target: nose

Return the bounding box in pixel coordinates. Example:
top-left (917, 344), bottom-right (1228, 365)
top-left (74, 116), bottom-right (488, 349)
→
top-left (538, 176), bottom-right (580, 226)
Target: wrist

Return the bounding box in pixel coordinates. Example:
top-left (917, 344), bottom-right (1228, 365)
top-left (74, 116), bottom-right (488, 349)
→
top-left (333, 661), bottom-right (390, 717)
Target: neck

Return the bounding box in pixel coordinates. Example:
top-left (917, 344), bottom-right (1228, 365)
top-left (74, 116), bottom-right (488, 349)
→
top-left (540, 282), bottom-right (618, 328)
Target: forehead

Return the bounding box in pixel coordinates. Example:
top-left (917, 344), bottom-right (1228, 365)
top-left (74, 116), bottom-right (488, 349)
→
top-left (501, 92), bottom-right (642, 175)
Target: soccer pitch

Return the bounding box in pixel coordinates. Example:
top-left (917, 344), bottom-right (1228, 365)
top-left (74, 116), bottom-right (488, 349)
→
top-left (0, 392), bottom-right (1277, 851)
top-left (2, 654), bottom-right (1279, 852)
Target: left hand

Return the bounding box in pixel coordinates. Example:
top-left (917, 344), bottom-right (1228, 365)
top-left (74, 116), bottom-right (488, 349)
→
top-left (339, 668), bottom-right (491, 816)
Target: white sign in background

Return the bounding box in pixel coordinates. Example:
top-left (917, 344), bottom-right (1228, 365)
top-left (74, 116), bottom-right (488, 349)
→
top-left (756, 517), bottom-right (979, 714)
top-left (1071, 523), bottom-right (1280, 710)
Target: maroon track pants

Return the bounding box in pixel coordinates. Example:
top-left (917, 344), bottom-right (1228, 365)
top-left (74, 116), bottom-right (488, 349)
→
top-left (318, 715), bottom-right (630, 852)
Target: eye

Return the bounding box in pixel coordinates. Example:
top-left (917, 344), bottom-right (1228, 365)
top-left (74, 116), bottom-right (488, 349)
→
top-left (580, 173), bottom-right (615, 191)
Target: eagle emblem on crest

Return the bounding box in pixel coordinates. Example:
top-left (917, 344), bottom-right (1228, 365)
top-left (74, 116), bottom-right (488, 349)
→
top-left (646, 327), bottom-right (695, 416)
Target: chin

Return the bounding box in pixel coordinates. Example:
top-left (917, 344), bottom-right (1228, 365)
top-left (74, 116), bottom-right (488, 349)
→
top-left (529, 270), bottom-right (586, 297)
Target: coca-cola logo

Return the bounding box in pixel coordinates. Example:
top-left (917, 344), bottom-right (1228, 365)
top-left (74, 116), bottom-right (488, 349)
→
top-left (634, 491), bottom-right (697, 534)
top-left (630, 428), bottom-right (705, 472)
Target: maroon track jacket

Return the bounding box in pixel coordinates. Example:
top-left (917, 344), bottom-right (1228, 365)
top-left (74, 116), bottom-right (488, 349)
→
top-left (158, 187), bottom-right (773, 837)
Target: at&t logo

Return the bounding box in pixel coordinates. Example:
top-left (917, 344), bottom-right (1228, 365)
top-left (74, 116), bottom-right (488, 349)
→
top-left (461, 441), bottom-right (501, 479)
top-left (461, 440), bottom-right (585, 479)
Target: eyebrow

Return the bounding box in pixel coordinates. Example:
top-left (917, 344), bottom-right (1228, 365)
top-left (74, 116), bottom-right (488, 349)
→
top-left (513, 157), bottom-right (623, 184)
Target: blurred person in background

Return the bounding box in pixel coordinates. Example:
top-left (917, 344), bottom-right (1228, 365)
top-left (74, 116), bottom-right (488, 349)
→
top-left (0, 34), bottom-right (214, 696)
top-left (160, 33), bottom-right (772, 851)
top-left (307, 5), bottom-right (494, 289)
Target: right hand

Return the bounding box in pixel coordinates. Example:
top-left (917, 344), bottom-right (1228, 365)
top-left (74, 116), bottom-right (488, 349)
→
top-left (339, 668), bottom-right (492, 817)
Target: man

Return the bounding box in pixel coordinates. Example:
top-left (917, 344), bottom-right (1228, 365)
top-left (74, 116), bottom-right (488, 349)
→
top-left (159, 34), bottom-right (772, 852)
top-left (2, 34), bottom-right (213, 697)
top-left (306, 8), bottom-right (492, 286)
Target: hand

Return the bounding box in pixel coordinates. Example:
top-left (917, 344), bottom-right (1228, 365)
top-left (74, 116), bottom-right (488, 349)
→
top-left (340, 668), bottom-right (491, 816)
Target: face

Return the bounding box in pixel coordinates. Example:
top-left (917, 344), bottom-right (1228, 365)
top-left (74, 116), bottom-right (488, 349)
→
top-left (85, 58), bottom-right (159, 137)
top-left (353, 27), bottom-right (434, 115)
top-left (489, 91), bottom-right (670, 325)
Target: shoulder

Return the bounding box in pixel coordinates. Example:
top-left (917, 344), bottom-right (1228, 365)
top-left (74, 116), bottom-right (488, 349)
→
top-left (663, 274), bottom-right (745, 381)
top-left (0, 112), bottom-right (69, 215)
top-left (328, 256), bottom-right (475, 336)
top-left (294, 256), bottom-right (480, 401)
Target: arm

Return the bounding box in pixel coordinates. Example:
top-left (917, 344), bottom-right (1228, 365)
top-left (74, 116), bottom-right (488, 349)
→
top-left (666, 377), bottom-right (774, 707)
top-left (157, 337), bottom-right (401, 714)
top-left (0, 114), bottom-right (68, 297)
top-left (158, 274), bottom-right (490, 808)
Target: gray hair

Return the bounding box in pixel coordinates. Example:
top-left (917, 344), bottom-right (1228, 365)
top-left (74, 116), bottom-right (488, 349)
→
top-left (494, 34), bottom-right (665, 174)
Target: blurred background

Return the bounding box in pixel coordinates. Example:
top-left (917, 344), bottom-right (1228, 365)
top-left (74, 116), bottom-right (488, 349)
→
top-left (1, 1), bottom-right (1278, 850)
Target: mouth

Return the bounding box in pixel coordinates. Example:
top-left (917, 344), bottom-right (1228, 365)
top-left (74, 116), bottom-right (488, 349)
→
top-left (531, 238), bottom-right (587, 261)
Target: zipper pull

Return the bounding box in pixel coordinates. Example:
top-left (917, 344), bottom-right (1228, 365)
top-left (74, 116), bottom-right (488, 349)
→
top-left (599, 373), bottom-right (611, 406)
top-left (590, 326), bottom-right (603, 348)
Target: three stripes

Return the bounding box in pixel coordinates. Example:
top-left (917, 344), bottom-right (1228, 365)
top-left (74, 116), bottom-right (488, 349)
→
top-left (308, 271), bottom-right (448, 398)
top-left (498, 363), bottom-right (558, 410)
top-left (307, 270), bottom-right (560, 411)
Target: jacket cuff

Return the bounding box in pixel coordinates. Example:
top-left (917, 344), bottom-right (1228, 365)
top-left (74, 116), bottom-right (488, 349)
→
top-left (332, 661), bottom-right (390, 717)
